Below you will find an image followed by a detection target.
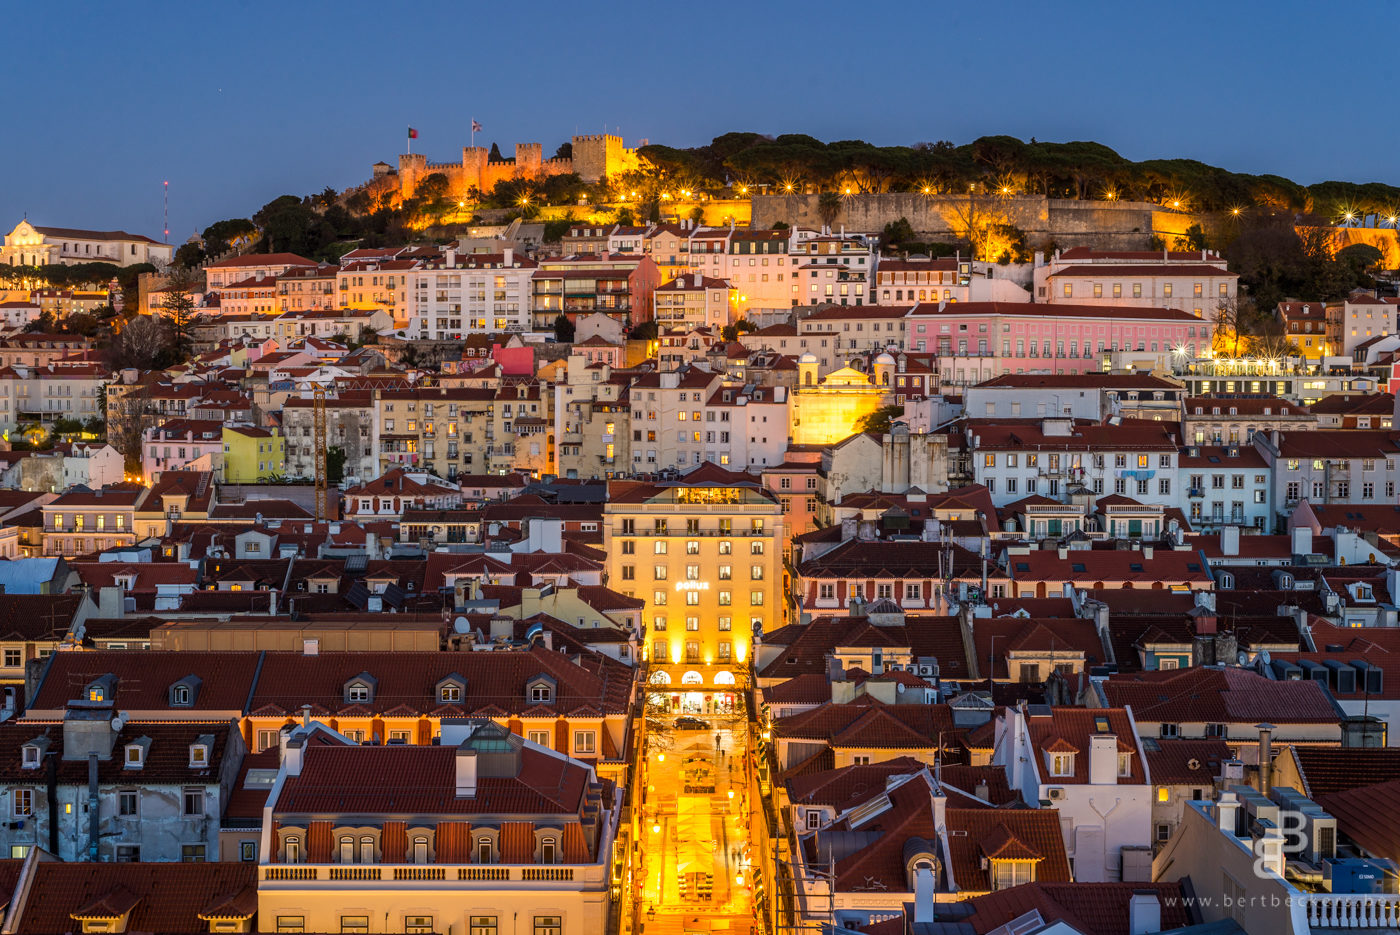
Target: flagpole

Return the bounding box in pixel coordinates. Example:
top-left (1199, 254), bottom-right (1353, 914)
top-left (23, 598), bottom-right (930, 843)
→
top-left (407, 127), bottom-right (411, 155)
top-left (471, 118), bottom-right (475, 149)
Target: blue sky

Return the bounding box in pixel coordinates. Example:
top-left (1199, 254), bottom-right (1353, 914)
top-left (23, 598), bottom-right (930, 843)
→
top-left (5, 0), bottom-right (1396, 241)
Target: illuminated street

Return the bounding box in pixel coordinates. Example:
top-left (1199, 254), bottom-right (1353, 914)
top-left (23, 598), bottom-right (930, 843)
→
top-left (637, 714), bottom-right (759, 935)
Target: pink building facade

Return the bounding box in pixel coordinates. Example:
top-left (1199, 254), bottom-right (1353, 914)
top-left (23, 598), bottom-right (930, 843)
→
top-left (905, 301), bottom-right (1205, 384)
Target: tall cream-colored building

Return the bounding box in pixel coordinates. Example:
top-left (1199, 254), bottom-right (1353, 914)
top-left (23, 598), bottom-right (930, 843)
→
top-left (603, 464), bottom-right (784, 706)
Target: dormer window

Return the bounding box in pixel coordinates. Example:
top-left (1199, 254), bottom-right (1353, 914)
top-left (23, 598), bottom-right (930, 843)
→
top-left (526, 674), bottom-right (556, 705)
top-left (541, 837), bottom-right (557, 865)
top-left (125, 743), bottom-right (146, 769)
top-left (190, 744), bottom-right (209, 768)
top-left (172, 686), bottom-right (191, 705)
top-left (1049, 753), bottom-right (1075, 777)
top-left (343, 672), bottom-right (377, 705)
top-left (21, 743), bottom-right (42, 769)
top-left (436, 674), bottom-right (466, 705)
top-left (1117, 753), bottom-right (1132, 777)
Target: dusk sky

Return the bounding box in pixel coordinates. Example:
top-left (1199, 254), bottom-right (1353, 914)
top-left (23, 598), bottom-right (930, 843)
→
top-left (7, 0), bottom-right (1396, 242)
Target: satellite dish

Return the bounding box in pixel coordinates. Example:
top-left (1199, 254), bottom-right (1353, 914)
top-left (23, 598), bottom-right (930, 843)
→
top-left (1236, 651), bottom-right (1250, 666)
top-left (453, 616), bottom-right (470, 633)
top-left (1259, 650), bottom-right (1271, 667)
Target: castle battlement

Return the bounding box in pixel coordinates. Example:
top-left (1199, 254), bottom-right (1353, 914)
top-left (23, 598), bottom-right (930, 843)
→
top-left (372, 132), bottom-right (638, 201)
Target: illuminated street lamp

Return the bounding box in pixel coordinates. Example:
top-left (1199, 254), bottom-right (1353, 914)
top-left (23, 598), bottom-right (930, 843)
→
top-left (652, 822), bottom-right (661, 834)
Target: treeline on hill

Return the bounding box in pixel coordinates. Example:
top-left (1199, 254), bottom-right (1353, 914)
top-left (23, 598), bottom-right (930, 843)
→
top-left (637, 133), bottom-right (1400, 218)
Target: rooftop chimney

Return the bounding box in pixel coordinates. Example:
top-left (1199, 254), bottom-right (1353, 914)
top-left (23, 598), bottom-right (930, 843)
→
top-left (284, 736), bottom-right (306, 776)
top-left (503, 247), bottom-right (514, 267)
top-left (456, 746), bottom-right (478, 798)
top-left (1089, 733), bottom-right (1117, 785)
top-left (1128, 891), bottom-right (1162, 935)
top-left (1221, 524), bottom-right (1239, 557)
top-left (1256, 723), bottom-right (1275, 796)
top-left (1216, 790), bottom-right (1240, 833)
top-left (912, 864), bottom-right (937, 924)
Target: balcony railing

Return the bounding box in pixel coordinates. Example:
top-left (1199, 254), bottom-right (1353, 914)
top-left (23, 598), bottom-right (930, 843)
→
top-left (1304, 893), bottom-right (1400, 928)
top-left (260, 863), bottom-right (592, 886)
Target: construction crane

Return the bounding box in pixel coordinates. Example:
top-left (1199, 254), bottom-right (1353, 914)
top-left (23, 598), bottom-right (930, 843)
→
top-left (313, 386), bottom-right (328, 521)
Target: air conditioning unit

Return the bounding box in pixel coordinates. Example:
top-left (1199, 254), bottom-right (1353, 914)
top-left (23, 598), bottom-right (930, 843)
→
top-left (1047, 787), bottom-right (1067, 801)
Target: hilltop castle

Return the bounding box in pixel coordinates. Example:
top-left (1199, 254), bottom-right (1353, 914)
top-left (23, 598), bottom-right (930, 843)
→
top-left (366, 133), bottom-right (641, 203)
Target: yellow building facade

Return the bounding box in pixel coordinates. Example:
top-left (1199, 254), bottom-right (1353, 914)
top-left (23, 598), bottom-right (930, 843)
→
top-left (787, 353), bottom-right (892, 446)
top-left (222, 425), bottom-right (286, 482)
top-left (603, 467), bottom-right (783, 707)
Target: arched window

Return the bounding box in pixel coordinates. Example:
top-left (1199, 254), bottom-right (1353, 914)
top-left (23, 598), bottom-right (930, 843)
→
top-left (413, 836), bottom-right (429, 864)
top-left (285, 837), bottom-right (302, 863)
top-left (541, 837), bottom-right (557, 865)
top-left (359, 836), bottom-right (374, 864)
top-left (339, 835), bottom-right (355, 863)
top-left (172, 686), bottom-right (190, 705)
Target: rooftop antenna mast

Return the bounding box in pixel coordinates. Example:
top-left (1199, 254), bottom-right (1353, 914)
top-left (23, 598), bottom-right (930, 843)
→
top-left (163, 181), bottom-right (169, 244)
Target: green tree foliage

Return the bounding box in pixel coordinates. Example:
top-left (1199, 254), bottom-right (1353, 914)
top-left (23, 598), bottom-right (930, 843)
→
top-left (542, 220), bottom-right (574, 243)
top-left (488, 142), bottom-right (503, 161)
top-left (326, 446), bottom-right (347, 485)
top-left (855, 405), bottom-right (905, 435)
top-left (553, 313), bottom-right (575, 342)
top-left (817, 192), bottom-right (842, 228)
top-left (1174, 223), bottom-right (1210, 252)
top-left (721, 319), bottom-right (755, 342)
top-left (201, 218), bottom-right (257, 257)
top-left (554, 142), bottom-right (573, 160)
top-left (628, 320), bottom-right (658, 340)
top-left (173, 242), bottom-right (204, 268)
top-left (1224, 216), bottom-right (1374, 310)
top-left (882, 217), bottom-right (917, 250)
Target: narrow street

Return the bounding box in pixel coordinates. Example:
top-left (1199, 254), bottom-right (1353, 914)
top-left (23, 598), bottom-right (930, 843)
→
top-left (635, 713), bottom-right (760, 935)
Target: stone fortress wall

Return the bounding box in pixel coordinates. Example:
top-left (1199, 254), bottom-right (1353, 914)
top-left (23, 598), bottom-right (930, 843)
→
top-left (752, 192), bottom-right (1200, 250)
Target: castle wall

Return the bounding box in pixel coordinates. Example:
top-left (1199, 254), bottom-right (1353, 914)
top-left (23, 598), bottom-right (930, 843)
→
top-left (751, 193), bottom-right (1200, 249)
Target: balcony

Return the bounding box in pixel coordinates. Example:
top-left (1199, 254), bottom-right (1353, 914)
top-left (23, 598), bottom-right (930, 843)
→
top-left (1303, 893), bottom-right (1400, 928)
top-left (1188, 488), bottom-right (1204, 498)
top-left (259, 862), bottom-right (601, 887)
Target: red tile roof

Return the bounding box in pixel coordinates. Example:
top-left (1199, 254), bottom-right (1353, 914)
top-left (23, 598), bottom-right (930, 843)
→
top-left (11, 863), bottom-right (257, 933)
top-left (1021, 707), bottom-right (1145, 784)
top-left (29, 651), bottom-right (264, 714)
top-left (910, 301), bottom-right (1203, 322)
top-left (0, 594), bottom-right (87, 642)
top-left (959, 881), bottom-right (1193, 935)
top-left (0, 722), bottom-right (233, 785)
top-left (206, 253), bottom-right (316, 269)
top-left (275, 742), bottom-right (592, 816)
top-left (1099, 667), bottom-right (1343, 725)
top-left (1286, 746), bottom-right (1400, 797)
top-left (249, 647), bottom-right (632, 718)
top-left (1316, 779), bottom-right (1400, 863)
top-left (1144, 738), bottom-right (1232, 785)
top-left (1049, 263), bottom-right (1238, 278)
top-left (774, 700), bottom-right (961, 750)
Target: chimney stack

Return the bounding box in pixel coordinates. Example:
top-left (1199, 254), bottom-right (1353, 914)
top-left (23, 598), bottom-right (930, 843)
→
top-left (456, 746), bottom-right (478, 798)
top-left (1256, 723), bottom-right (1275, 795)
top-left (1128, 891), bottom-right (1162, 935)
top-left (1216, 789), bottom-right (1240, 832)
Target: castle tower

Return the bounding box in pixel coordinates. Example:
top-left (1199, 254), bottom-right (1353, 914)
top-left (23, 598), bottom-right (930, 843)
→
top-left (398, 153), bottom-right (427, 198)
top-left (572, 133), bottom-right (627, 183)
top-left (462, 147), bottom-right (488, 192)
top-left (515, 143), bottom-right (543, 178)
